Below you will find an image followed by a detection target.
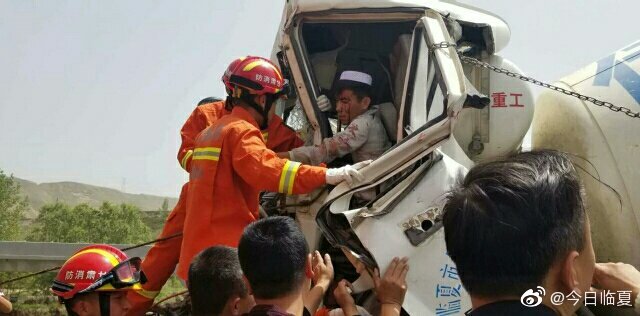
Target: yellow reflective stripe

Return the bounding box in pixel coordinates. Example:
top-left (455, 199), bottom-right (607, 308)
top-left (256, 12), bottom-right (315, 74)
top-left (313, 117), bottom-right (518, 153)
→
top-left (278, 160), bottom-right (301, 195)
top-left (67, 249), bottom-right (119, 267)
top-left (192, 147), bottom-right (221, 161)
top-left (181, 150), bottom-right (194, 170)
top-left (98, 284), bottom-right (116, 290)
top-left (195, 147), bottom-right (220, 153)
top-left (242, 60), bottom-right (283, 80)
top-left (262, 131), bottom-right (269, 143)
top-left (95, 283), bottom-right (144, 293)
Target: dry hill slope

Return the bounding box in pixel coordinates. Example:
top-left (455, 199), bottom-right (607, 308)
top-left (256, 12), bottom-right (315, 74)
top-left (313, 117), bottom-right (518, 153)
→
top-left (15, 178), bottom-right (178, 218)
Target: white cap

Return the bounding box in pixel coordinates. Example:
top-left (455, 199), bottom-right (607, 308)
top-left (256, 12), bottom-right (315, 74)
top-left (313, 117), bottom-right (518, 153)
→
top-left (339, 71), bottom-right (373, 86)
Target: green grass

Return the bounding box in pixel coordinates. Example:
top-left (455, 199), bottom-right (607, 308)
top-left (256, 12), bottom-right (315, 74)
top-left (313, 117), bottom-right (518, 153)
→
top-left (155, 275), bottom-right (187, 303)
top-left (140, 210), bottom-right (171, 237)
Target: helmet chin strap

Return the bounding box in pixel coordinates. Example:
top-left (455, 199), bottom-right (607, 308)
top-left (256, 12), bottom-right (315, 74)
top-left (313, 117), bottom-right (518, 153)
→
top-left (224, 95), bottom-right (233, 112)
top-left (231, 86), bottom-right (277, 130)
top-left (261, 95), bottom-right (276, 130)
top-left (238, 93), bottom-right (274, 130)
top-left (98, 292), bottom-right (110, 316)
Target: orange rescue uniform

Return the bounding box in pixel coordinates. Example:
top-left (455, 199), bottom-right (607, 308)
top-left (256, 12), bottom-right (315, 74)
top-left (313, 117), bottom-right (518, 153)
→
top-left (126, 101), bottom-right (304, 315)
top-left (178, 101), bottom-right (303, 171)
top-left (178, 101), bottom-right (229, 172)
top-left (177, 106), bottom-right (326, 280)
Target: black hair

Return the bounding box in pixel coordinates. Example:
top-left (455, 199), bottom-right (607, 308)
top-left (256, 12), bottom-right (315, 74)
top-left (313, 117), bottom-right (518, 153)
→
top-left (197, 97), bottom-right (223, 106)
top-left (443, 149), bottom-right (587, 298)
top-left (188, 246), bottom-right (248, 316)
top-left (238, 216), bottom-right (308, 299)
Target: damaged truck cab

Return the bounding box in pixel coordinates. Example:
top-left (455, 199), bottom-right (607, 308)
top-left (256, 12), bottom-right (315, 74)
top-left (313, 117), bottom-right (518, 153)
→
top-left (269, 1), bottom-right (534, 314)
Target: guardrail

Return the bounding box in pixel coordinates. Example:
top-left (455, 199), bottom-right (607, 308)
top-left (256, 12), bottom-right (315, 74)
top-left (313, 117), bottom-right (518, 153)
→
top-left (0, 241), bottom-right (151, 272)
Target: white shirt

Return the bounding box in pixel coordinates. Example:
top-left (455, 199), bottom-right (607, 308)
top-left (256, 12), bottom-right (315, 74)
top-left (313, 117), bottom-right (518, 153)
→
top-left (290, 104), bottom-right (391, 166)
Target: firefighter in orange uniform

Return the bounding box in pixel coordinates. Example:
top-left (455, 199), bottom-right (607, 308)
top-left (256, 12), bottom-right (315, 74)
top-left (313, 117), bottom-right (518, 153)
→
top-left (126, 58), bottom-right (306, 315)
top-left (177, 56), bottom-right (369, 280)
top-left (179, 97), bottom-right (304, 172)
top-left (177, 97), bottom-right (229, 172)
top-left (52, 244), bottom-right (145, 316)
top-left (178, 56), bottom-right (304, 173)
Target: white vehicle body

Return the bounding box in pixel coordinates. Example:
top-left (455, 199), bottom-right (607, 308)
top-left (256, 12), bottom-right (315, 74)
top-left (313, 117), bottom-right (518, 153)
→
top-left (270, 1), bottom-right (535, 314)
top-left (532, 41), bottom-right (640, 268)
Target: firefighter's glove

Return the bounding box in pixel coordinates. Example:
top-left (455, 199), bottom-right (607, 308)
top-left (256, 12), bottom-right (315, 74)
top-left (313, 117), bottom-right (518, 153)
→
top-left (317, 95), bottom-right (332, 112)
top-left (325, 160), bottom-right (372, 186)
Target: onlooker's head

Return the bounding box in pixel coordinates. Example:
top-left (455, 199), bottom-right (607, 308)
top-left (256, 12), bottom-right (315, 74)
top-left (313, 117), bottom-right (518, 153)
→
top-left (238, 216), bottom-right (309, 300)
top-left (443, 150), bottom-right (595, 313)
top-left (51, 244), bottom-right (144, 316)
top-left (334, 71), bottom-right (373, 125)
top-left (197, 97), bottom-right (223, 106)
top-left (188, 246), bottom-right (254, 316)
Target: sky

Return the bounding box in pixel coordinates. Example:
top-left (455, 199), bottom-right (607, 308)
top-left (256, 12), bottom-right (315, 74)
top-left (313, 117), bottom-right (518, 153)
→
top-left (0, 0), bottom-right (638, 197)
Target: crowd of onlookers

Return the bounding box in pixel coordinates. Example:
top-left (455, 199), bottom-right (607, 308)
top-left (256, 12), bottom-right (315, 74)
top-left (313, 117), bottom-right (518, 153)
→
top-left (188, 216), bottom-right (409, 316)
top-left (47, 149), bottom-right (640, 316)
top-left (185, 149), bottom-right (640, 316)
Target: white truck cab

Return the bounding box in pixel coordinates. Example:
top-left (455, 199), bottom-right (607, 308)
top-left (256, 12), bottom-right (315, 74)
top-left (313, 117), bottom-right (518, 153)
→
top-left (268, 1), bottom-right (535, 314)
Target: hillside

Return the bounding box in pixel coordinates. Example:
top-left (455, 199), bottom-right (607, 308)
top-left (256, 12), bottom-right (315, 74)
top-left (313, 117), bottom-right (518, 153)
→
top-left (15, 178), bottom-right (178, 219)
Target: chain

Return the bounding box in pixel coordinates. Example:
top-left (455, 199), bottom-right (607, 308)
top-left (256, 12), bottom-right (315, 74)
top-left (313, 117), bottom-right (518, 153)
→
top-left (431, 42), bottom-right (640, 119)
top-left (0, 42), bottom-right (636, 287)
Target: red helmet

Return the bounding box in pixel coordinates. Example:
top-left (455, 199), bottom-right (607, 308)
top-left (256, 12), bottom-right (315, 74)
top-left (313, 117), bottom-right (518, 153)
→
top-left (222, 56), bottom-right (247, 93)
top-left (226, 56), bottom-right (285, 97)
top-left (51, 244), bottom-right (144, 301)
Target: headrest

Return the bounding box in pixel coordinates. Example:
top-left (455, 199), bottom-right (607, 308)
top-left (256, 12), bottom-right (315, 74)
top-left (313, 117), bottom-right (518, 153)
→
top-left (377, 102), bottom-right (398, 142)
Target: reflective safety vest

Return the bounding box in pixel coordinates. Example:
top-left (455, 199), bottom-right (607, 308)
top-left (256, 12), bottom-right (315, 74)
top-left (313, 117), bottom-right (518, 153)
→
top-left (178, 101), bottom-right (303, 171)
top-left (178, 101), bottom-right (229, 172)
top-left (176, 106), bottom-right (326, 280)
